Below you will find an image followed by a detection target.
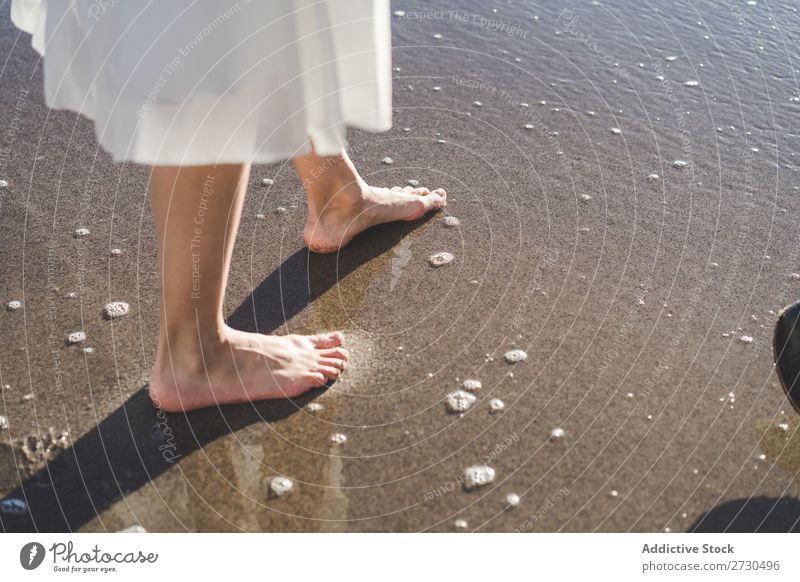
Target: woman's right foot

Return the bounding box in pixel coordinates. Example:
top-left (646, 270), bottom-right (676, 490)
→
top-left (149, 327), bottom-right (348, 412)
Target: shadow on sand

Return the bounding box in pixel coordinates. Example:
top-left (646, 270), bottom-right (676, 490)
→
top-left (688, 497), bottom-right (800, 532)
top-left (0, 220), bottom-right (425, 532)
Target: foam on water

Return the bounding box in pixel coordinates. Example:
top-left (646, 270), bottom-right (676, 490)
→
top-left (504, 349), bottom-right (528, 363)
top-left (7, 300), bottom-right (21, 311)
top-left (104, 301), bottom-right (129, 319)
top-left (429, 252), bottom-right (454, 267)
top-left (117, 525), bottom-right (147, 533)
top-left (67, 331), bottom-right (86, 344)
top-left (462, 378), bottom-right (482, 391)
top-left (269, 476), bottom-right (294, 498)
top-left (463, 464), bottom-right (496, 490)
top-left (446, 389), bottom-right (476, 413)
top-left (307, 402), bottom-right (324, 413)
top-left (443, 216), bottom-right (460, 227)
top-left (331, 433), bottom-right (347, 444)
top-left (489, 398), bottom-right (505, 413)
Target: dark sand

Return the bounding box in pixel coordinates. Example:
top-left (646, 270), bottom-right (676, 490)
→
top-left (2, 0), bottom-right (800, 532)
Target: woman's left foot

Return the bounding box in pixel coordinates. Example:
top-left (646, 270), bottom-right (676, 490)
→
top-left (294, 150), bottom-right (446, 254)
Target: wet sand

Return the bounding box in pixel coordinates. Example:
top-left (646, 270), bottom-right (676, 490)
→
top-left (2, 0), bottom-right (800, 532)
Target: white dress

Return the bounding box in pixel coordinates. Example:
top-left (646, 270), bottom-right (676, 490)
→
top-left (11, 0), bottom-right (392, 165)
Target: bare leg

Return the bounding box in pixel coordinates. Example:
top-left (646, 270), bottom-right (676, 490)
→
top-left (294, 149), bottom-right (446, 253)
top-left (148, 163), bottom-right (348, 412)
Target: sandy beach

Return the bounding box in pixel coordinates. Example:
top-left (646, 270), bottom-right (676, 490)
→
top-left (2, 0), bottom-right (800, 532)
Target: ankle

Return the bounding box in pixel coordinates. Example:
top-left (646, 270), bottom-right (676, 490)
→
top-left (155, 320), bottom-right (230, 377)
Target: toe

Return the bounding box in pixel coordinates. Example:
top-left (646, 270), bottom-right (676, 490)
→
top-left (317, 365), bottom-right (342, 380)
top-left (310, 331), bottom-right (344, 348)
top-left (319, 347), bottom-right (349, 360)
top-left (306, 372), bottom-right (327, 386)
top-left (321, 357), bottom-right (346, 370)
top-left (412, 187), bottom-right (431, 196)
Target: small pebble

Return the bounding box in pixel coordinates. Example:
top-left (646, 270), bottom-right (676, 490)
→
top-left (454, 518), bottom-right (468, 529)
top-left (506, 493), bottom-right (520, 507)
top-left (331, 433), bottom-right (348, 444)
top-left (74, 228), bottom-right (90, 237)
top-left (462, 378), bottom-right (482, 391)
top-left (739, 335), bottom-right (754, 344)
top-left (269, 476), bottom-right (294, 498)
top-left (463, 464), bottom-right (496, 490)
top-left (110, 248), bottom-right (122, 256)
top-left (684, 80), bottom-right (699, 87)
top-left (103, 301), bottom-right (129, 319)
top-left (610, 490), bottom-right (619, 497)
top-left (382, 157), bottom-right (394, 165)
top-left (429, 252), bottom-right (454, 267)
top-left (549, 427), bottom-right (566, 440)
top-left (672, 160), bottom-right (689, 168)
top-left (473, 101), bottom-right (483, 107)
top-left (0, 415), bottom-right (7, 430)
top-left (261, 177), bottom-right (274, 186)
top-left (407, 179), bottom-right (420, 187)
top-left (489, 398), bottom-right (505, 413)
top-left (647, 173), bottom-right (660, 182)
top-left (610, 127), bottom-right (622, 134)
top-left (67, 331), bottom-right (86, 344)
top-left (307, 402), bottom-right (324, 413)
top-left (504, 349), bottom-right (528, 363)
top-left (0, 179), bottom-right (8, 188)
top-left (443, 216), bottom-right (460, 227)
top-left (6, 300), bottom-right (21, 311)
top-left (446, 389), bottom-right (477, 413)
